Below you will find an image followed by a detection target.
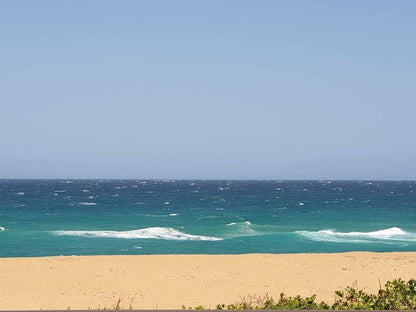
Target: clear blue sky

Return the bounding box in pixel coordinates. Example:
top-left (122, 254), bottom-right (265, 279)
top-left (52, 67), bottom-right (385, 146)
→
top-left (1, 0), bottom-right (415, 179)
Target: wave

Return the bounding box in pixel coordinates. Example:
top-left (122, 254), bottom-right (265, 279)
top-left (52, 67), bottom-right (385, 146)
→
top-left (226, 221), bottom-right (251, 226)
top-left (222, 221), bottom-right (258, 237)
top-left (0, 226), bottom-right (5, 232)
top-left (79, 202), bottom-right (97, 206)
top-left (53, 227), bottom-right (222, 241)
top-left (296, 227), bottom-right (416, 243)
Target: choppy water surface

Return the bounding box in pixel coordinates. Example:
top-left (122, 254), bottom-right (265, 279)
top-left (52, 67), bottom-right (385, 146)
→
top-left (0, 180), bottom-right (415, 257)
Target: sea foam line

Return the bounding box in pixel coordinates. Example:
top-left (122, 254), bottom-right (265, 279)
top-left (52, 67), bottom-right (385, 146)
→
top-left (295, 227), bottom-right (416, 243)
top-left (53, 227), bottom-right (222, 241)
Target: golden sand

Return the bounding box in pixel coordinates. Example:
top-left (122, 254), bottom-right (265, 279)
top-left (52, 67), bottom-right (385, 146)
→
top-left (0, 252), bottom-right (415, 310)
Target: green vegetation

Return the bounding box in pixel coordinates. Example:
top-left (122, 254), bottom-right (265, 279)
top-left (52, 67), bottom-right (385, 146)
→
top-left (214, 293), bottom-right (329, 310)
top-left (332, 279), bottom-right (416, 310)
top-left (189, 279), bottom-right (416, 310)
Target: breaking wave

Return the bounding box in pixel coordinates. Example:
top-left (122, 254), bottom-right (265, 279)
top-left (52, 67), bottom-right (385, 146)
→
top-left (222, 221), bottom-right (259, 238)
top-left (53, 227), bottom-right (222, 241)
top-left (0, 226), bottom-right (5, 232)
top-left (295, 227), bottom-right (416, 243)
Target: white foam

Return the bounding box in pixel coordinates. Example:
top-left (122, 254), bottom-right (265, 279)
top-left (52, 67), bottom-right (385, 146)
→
top-left (53, 227), bottom-right (222, 241)
top-left (0, 226), bottom-right (5, 232)
top-left (223, 221), bottom-right (257, 237)
top-left (79, 202), bottom-right (97, 206)
top-left (227, 221), bottom-right (251, 226)
top-left (296, 227), bottom-right (416, 243)
top-left (16, 192), bottom-right (24, 196)
top-left (168, 213), bottom-right (178, 217)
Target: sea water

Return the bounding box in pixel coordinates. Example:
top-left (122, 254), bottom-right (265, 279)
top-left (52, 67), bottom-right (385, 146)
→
top-left (0, 180), bottom-right (415, 257)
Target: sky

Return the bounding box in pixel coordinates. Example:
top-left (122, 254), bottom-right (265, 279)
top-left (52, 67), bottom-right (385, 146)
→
top-left (1, 0), bottom-right (415, 180)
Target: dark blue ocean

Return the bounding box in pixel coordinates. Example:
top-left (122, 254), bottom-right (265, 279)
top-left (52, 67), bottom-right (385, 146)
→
top-left (0, 180), bottom-right (415, 257)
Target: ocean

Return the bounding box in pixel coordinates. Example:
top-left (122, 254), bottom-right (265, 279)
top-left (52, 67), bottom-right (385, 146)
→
top-left (0, 180), bottom-right (415, 257)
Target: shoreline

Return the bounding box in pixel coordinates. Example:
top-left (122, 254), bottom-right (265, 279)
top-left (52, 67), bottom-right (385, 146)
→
top-left (0, 252), bottom-right (415, 310)
top-left (0, 249), bottom-right (414, 258)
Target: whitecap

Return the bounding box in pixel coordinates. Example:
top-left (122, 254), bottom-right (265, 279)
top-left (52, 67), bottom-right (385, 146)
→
top-left (222, 221), bottom-right (257, 237)
top-left (227, 221), bottom-right (251, 226)
top-left (53, 227), bottom-right (222, 241)
top-left (0, 226), bottom-right (5, 232)
top-left (168, 213), bottom-right (178, 217)
top-left (16, 192), bottom-right (24, 196)
top-left (79, 202), bottom-right (97, 206)
top-left (295, 227), bottom-right (416, 243)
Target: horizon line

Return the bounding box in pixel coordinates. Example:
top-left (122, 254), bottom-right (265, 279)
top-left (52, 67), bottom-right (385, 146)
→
top-left (1, 178), bottom-right (415, 182)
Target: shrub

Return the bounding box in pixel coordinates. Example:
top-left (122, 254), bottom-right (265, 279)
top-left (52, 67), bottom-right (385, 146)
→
top-left (199, 279), bottom-right (416, 310)
top-left (333, 278), bottom-right (416, 310)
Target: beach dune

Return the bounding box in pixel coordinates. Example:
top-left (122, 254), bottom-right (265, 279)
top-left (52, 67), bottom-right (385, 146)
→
top-left (0, 252), bottom-right (415, 310)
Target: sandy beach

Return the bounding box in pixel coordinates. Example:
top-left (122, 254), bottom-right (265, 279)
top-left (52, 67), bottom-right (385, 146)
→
top-left (0, 252), bottom-right (416, 310)
top-left (0, 252), bottom-right (415, 310)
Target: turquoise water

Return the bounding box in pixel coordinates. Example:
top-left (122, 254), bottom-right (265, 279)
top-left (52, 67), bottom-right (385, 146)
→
top-left (0, 180), bottom-right (415, 257)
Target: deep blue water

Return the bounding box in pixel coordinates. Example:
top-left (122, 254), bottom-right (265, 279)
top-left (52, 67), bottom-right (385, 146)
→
top-left (0, 180), bottom-right (415, 257)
